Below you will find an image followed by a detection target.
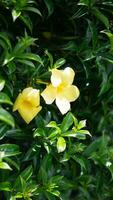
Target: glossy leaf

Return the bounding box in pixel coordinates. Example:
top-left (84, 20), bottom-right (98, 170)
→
top-left (53, 58), bottom-right (66, 69)
top-left (12, 10), bottom-right (21, 21)
top-left (0, 124), bottom-right (9, 140)
top-left (0, 92), bottom-right (13, 105)
top-left (60, 112), bottom-right (74, 132)
top-left (17, 53), bottom-right (43, 65)
top-left (0, 79), bottom-right (5, 91)
top-left (0, 107), bottom-right (15, 127)
top-left (77, 120), bottom-right (86, 129)
top-left (57, 137), bottom-right (66, 153)
top-left (23, 7), bottom-right (42, 16)
top-left (0, 144), bottom-right (20, 158)
top-left (0, 162), bottom-right (12, 170)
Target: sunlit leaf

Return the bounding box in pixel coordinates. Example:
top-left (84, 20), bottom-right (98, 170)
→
top-left (12, 10), bottom-right (21, 21)
top-left (0, 162), bottom-right (12, 170)
top-left (0, 79), bottom-right (5, 91)
top-left (57, 137), bottom-right (66, 153)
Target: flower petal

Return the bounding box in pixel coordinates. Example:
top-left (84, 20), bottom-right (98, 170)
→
top-left (56, 97), bottom-right (70, 114)
top-left (62, 67), bottom-right (75, 85)
top-left (41, 84), bottom-right (57, 104)
top-left (63, 85), bottom-right (80, 102)
top-left (22, 87), bottom-right (40, 106)
top-left (51, 69), bottom-right (62, 87)
top-left (13, 93), bottom-right (23, 111)
top-left (18, 102), bottom-right (42, 124)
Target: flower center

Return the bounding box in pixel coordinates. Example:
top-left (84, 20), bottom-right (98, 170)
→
top-left (22, 100), bottom-right (32, 108)
top-left (57, 83), bottom-right (66, 93)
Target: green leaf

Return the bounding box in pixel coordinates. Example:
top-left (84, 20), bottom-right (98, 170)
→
top-left (0, 32), bottom-right (12, 51)
top-left (0, 124), bottom-right (9, 140)
top-left (72, 132), bottom-right (88, 139)
top-left (4, 157), bottom-right (20, 171)
top-left (19, 14), bottom-right (33, 33)
top-left (78, 0), bottom-right (89, 6)
top-left (0, 92), bottom-right (13, 105)
top-left (60, 112), bottom-right (74, 132)
top-left (33, 128), bottom-right (45, 137)
top-left (77, 120), bottom-right (86, 130)
top-left (62, 130), bottom-right (90, 139)
top-left (57, 137), bottom-right (66, 153)
top-left (21, 165), bottom-right (33, 181)
top-left (0, 107), bottom-right (15, 127)
top-left (92, 7), bottom-right (109, 29)
top-left (0, 79), bottom-right (5, 91)
top-left (72, 156), bottom-right (86, 170)
top-left (35, 114), bottom-right (45, 128)
top-left (71, 7), bottom-right (87, 19)
top-left (0, 162), bottom-right (12, 170)
top-left (6, 128), bottom-right (26, 140)
top-left (77, 129), bottom-right (91, 136)
top-left (47, 121), bottom-right (58, 128)
top-left (47, 121), bottom-right (61, 132)
top-left (78, 0), bottom-right (95, 7)
top-left (101, 31), bottom-right (113, 50)
top-left (15, 193), bottom-right (23, 198)
top-left (14, 176), bottom-right (26, 193)
top-left (45, 50), bottom-right (53, 68)
top-left (107, 164), bottom-right (113, 179)
top-left (7, 61), bottom-right (16, 74)
top-left (48, 190), bottom-right (61, 198)
top-left (47, 129), bottom-right (58, 140)
top-left (53, 58), bottom-right (66, 69)
top-left (38, 167), bottom-right (48, 184)
top-left (17, 53), bottom-right (43, 65)
top-left (62, 130), bottom-right (78, 137)
top-left (9, 196), bottom-right (16, 200)
top-left (44, 0), bottom-right (54, 17)
top-left (0, 39), bottom-right (8, 51)
top-left (23, 6), bottom-right (42, 16)
top-left (17, 59), bottom-right (35, 68)
top-left (60, 152), bottom-right (70, 162)
top-left (83, 136), bottom-right (109, 156)
top-left (12, 10), bottom-right (21, 21)
top-left (0, 144), bottom-right (20, 158)
top-left (3, 55), bottom-right (15, 66)
top-left (0, 182), bottom-right (12, 191)
top-left (49, 175), bottom-right (63, 184)
top-left (13, 36), bottom-right (36, 55)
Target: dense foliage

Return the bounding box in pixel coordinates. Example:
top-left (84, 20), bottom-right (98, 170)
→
top-left (0, 0), bottom-right (113, 199)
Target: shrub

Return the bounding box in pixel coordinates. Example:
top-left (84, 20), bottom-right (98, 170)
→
top-left (0, 0), bottom-right (113, 199)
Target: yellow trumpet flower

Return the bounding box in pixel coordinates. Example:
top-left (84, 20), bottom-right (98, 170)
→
top-left (13, 87), bottom-right (42, 124)
top-left (41, 67), bottom-right (80, 114)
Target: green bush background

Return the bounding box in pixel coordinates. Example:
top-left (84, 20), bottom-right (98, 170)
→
top-left (0, 0), bottom-right (113, 199)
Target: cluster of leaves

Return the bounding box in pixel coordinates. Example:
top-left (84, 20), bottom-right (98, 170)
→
top-left (0, 0), bottom-right (113, 199)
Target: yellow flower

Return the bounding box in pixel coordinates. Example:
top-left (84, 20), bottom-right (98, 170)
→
top-left (41, 67), bottom-right (80, 114)
top-left (13, 87), bottom-right (42, 124)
